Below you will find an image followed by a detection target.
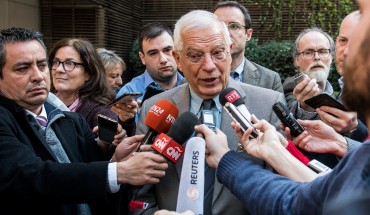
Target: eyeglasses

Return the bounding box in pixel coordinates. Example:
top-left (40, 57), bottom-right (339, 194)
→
top-left (298, 49), bottom-right (331, 60)
top-left (227, 22), bottom-right (246, 32)
top-left (51, 60), bottom-right (84, 72)
top-left (184, 49), bottom-right (229, 64)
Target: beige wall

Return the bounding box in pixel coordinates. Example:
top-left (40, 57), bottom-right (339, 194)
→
top-left (0, 0), bottom-right (40, 30)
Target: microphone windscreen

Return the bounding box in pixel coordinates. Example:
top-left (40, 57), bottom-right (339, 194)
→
top-left (219, 87), bottom-right (244, 106)
top-left (176, 137), bottom-right (205, 214)
top-left (144, 99), bottom-right (179, 134)
top-left (167, 111), bottom-right (200, 145)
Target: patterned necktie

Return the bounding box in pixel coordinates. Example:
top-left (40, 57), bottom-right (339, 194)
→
top-left (36, 115), bottom-right (48, 128)
top-left (202, 99), bottom-right (215, 215)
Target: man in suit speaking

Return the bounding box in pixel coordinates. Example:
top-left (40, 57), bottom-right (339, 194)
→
top-left (132, 10), bottom-right (286, 215)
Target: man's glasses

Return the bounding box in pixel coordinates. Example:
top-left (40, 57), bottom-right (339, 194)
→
top-left (51, 60), bottom-right (84, 72)
top-left (227, 22), bottom-right (246, 32)
top-left (298, 49), bottom-right (331, 60)
top-left (184, 49), bottom-right (229, 64)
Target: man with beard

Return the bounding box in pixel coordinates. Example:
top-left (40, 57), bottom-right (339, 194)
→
top-left (283, 27), bottom-right (335, 120)
top-left (283, 27), bottom-right (356, 168)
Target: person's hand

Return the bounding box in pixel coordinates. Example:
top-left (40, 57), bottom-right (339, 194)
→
top-left (93, 123), bottom-right (127, 151)
top-left (116, 151), bottom-right (168, 185)
top-left (111, 123), bottom-right (127, 146)
top-left (111, 100), bottom-right (139, 122)
top-left (316, 106), bottom-right (358, 134)
top-left (293, 77), bottom-right (321, 111)
top-left (293, 119), bottom-right (348, 157)
top-left (232, 120), bottom-right (284, 161)
top-left (112, 134), bottom-right (144, 161)
top-left (194, 124), bottom-right (230, 169)
top-left (154, 210), bottom-right (194, 215)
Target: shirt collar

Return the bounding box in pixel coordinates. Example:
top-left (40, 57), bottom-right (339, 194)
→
top-left (143, 70), bottom-right (184, 90)
top-left (234, 58), bottom-right (245, 76)
top-left (26, 104), bottom-right (47, 120)
top-left (189, 86), bottom-right (222, 115)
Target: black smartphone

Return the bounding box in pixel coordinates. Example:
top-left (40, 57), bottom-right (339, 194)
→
top-left (141, 85), bottom-right (163, 105)
top-left (293, 73), bottom-right (308, 85)
top-left (106, 92), bottom-right (142, 107)
top-left (272, 102), bottom-right (304, 137)
top-left (304, 93), bottom-right (348, 111)
top-left (97, 114), bottom-right (118, 144)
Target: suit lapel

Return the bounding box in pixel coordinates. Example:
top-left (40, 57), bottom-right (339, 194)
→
top-left (172, 84), bottom-right (192, 178)
top-left (212, 79), bottom-right (246, 203)
top-left (243, 59), bottom-right (260, 85)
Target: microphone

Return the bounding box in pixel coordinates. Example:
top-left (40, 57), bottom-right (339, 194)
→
top-left (176, 137), bottom-right (205, 214)
top-left (219, 87), bottom-right (252, 121)
top-left (140, 100), bottom-right (179, 147)
top-left (151, 111), bottom-right (200, 163)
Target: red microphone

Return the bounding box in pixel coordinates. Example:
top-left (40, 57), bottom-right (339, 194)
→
top-left (140, 100), bottom-right (179, 147)
top-left (151, 111), bottom-right (199, 163)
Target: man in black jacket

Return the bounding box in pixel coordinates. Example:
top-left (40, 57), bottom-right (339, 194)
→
top-left (0, 27), bottom-right (168, 215)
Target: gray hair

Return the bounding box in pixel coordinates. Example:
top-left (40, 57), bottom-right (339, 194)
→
top-left (293, 27), bottom-right (335, 58)
top-left (96, 48), bottom-right (126, 72)
top-left (174, 10), bottom-right (232, 53)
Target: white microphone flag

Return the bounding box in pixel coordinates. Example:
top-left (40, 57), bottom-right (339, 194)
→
top-left (176, 137), bottom-right (205, 215)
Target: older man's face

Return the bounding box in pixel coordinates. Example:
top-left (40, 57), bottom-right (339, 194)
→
top-left (295, 31), bottom-right (333, 82)
top-left (173, 24), bottom-right (232, 99)
top-left (0, 40), bottom-right (50, 114)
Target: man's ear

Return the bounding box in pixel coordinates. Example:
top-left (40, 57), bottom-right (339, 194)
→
top-left (172, 51), bottom-right (182, 71)
top-left (138, 52), bottom-right (146, 65)
top-left (245, 28), bottom-right (253, 41)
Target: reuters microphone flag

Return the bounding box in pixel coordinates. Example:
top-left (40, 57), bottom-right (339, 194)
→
top-left (176, 137), bottom-right (205, 215)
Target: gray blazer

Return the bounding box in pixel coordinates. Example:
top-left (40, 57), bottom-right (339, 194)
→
top-left (132, 79), bottom-right (286, 215)
top-left (242, 58), bottom-right (283, 93)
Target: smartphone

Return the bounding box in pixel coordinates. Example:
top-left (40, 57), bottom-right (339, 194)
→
top-left (106, 92), bottom-right (142, 107)
top-left (293, 73), bottom-right (308, 85)
top-left (141, 85), bottom-right (163, 105)
top-left (272, 102), bottom-right (304, 137)
top-left (97, 114), bottom-right (118, 144)
top-left (304, 93), bottom-right (348, 111)
top-left (200, 110), bottom-right (217, 133)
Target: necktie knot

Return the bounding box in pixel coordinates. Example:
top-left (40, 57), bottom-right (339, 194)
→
top-left (202, 99), bottom-right (215, 110)
top-left (36, 115), bottom-right (48, 128)
top-left (230, 71), bottom-right (239, 81)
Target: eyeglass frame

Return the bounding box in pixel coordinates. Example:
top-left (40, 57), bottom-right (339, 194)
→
top-left (51, 60), bottom-right (84, 72)
top-left (297, 48), bottom-right (331, 60)
top-left (182, 49), bottom-right (230, 65)
top-left (227, 22), bottom-right (247, 32)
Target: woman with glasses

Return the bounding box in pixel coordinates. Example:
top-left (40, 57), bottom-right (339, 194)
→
top-left (49, 38), bottom-right (117, 131)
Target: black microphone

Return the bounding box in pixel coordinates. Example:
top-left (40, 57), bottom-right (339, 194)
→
top-left (151, 111), bottom-right (200, 163)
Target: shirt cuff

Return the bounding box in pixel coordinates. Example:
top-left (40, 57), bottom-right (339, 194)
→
top-left (108, 162), bottom-right (120, 193)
